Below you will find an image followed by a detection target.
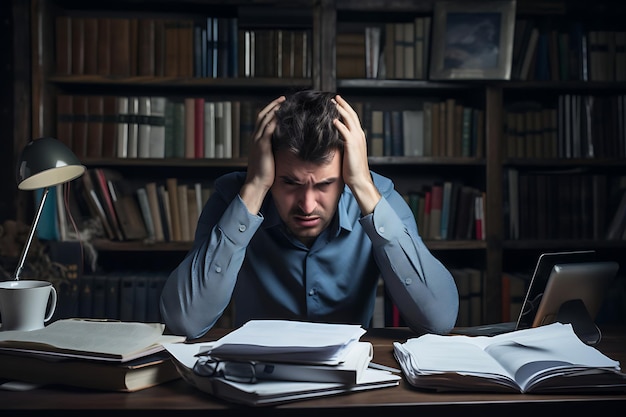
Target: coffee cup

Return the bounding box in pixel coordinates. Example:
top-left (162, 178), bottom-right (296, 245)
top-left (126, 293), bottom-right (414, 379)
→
top-left (0, 280), bottom-right (57, 331)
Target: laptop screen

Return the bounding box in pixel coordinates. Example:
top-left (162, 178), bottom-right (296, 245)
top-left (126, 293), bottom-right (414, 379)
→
top-left (515, 250), bottom-right (596, 330)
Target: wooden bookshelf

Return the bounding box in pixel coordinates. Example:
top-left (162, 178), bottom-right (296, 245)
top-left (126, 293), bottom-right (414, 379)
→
top-left (13, 0), bottom-right (626, 325)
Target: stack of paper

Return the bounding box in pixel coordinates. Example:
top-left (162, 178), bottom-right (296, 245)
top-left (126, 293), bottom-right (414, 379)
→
top-left (0, 319), bottom-right (185, 391)
top-left (205, 319), bottom-right (367, 364)
top-left (164, 319), bottom-right (400, 406)
top-left (394, 322), bottom-right (626, 393)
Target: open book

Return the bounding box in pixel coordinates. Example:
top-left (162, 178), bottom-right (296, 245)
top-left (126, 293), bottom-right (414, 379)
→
top-left (0, 319), bottom-right (185, 362)
top-left (394, 322), bottom-right (626, 393)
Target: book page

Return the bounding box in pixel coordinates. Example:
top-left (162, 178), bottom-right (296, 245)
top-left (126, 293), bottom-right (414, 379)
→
top-left (0, 319), bottom-right (181, 361)
top-left (483, 323), bottom-right (620, 391)
top-left (395, 322), bottom-right (625, 393)
top-left (397, 334), bottom-right (512, 378)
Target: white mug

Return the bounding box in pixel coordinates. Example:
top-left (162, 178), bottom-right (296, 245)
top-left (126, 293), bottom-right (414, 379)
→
top-left (0, 280), bottom-right (57, 331)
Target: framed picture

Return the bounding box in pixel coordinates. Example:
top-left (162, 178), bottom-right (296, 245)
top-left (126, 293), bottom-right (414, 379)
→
top-left (429, 0), bottom-right (516, 80)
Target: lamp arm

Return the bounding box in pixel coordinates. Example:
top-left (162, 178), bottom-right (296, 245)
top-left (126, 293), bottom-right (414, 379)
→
top-left (13, 187), bottom-right (50, 281)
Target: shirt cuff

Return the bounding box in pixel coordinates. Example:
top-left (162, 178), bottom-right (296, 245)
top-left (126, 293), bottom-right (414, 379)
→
top-left (359, 197), bottom-right (405, 245)
top-left (217, 194), bottom-right (264, 247)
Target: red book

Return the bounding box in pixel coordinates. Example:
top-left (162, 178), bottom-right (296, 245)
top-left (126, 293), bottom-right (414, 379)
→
top-left (474, 193), bottom-right (484, 240)
top-left (184, 98), bottom-right (195, 158)
top-left (392, 304), bottom-right (401, 327)
top-left (422, 189), bottom-right (432, 239)
top-left (93, 168), bottom-right (124, 241)
top-left (429, 183), bottom-right (443, 240)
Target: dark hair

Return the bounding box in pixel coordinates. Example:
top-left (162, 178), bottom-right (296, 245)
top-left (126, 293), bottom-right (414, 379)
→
top-left (272, 90), bottom-right (343, 163)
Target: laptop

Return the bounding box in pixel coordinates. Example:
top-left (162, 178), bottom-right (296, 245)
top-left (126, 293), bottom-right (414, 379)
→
top-left (531, 261), bottom-right (618, 344)
top-left (452, 250), bottom-right (600, 336)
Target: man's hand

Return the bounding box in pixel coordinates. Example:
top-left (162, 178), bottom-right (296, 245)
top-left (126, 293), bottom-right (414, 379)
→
top-left (333, 95), bottom-right (381, 215)
top-left (240, 96), bottom-right (285, 214)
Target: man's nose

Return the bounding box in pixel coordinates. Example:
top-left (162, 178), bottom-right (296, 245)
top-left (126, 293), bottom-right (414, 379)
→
top-left (298, 188), bottom-right (317, 214)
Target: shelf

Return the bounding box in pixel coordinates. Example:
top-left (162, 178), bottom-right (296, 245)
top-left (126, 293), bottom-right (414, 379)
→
top-left (503, 240), bottom-right (626, 250)
top-left (503, 158), bottom-right (626, 168)
top-left (49, 75), bottom-right (313, 91)
top-left (368, 156), bottom-right (484, 166)
top-left (495, 80), bottom-right (626, 91)
top-left (337, 79), bottom-right (488, 90)
top-left (80, 157), bottom-right (249, 168)
top-left (93, 239), bottom-right (192, 252)
top-left (425, 240), bottom-right (487, 251)
top-left (79, 156), bottom-right (485, 169)
top-left (92, 238), bottom-right (487, 252)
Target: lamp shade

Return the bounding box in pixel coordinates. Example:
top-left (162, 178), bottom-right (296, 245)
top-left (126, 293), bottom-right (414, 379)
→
top-left (16, 137), bottom-right (86, 190)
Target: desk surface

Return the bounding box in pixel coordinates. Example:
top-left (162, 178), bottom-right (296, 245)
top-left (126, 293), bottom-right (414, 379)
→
top-left (1, 326), bottom-right (626, 416)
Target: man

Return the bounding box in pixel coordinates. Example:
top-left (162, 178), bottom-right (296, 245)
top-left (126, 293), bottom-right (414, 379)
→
top-left (160, 90), bottom-right (458, 339)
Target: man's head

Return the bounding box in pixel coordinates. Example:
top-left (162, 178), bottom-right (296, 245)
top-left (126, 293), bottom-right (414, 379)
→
top-left (272, 90), bottom-right (343, 163)
top-left (270, 90), bottom-right (345, 247)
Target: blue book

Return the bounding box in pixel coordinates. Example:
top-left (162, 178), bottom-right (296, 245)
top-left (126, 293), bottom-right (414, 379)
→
top-left (440, 181), bottom-right (453, 240)
top-left (34, 187), bottom-right (59, 241)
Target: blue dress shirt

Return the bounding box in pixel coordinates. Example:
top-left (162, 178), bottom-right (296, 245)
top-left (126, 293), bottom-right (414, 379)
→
top-left (160, 171), bottom-right (459, 339)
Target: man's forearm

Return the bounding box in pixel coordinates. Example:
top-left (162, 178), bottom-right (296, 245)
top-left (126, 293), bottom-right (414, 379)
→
top-left (350, 179), bottom-right (382, 216)
top-left (160, 196), bottom-right (263, 338)
top-left (360, 197), bottom-right (459, 334)
top-left (240, 181), bottom-right (270, 215)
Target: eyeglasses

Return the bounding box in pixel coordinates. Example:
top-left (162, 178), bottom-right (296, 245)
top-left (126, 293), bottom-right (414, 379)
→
top-left (193, 355), bottom-right (257, 383)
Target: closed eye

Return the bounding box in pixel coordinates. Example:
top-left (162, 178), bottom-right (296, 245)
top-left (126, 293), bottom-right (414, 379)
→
top-left (281, 177), bottom-right (302, 186)
top-left (316, 181), bottom-right (333, 190)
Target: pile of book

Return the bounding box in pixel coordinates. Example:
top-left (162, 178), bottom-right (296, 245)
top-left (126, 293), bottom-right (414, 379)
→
top-left (0, 319), bottom-right (185, 391)
top-left (164, 320), bottom-right (400, 406)
top-left (393, 322), bottom-right (626, 394)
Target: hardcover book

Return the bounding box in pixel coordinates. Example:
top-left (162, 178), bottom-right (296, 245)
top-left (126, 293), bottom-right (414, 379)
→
top-left (0, 351), bottom-right (179, 392)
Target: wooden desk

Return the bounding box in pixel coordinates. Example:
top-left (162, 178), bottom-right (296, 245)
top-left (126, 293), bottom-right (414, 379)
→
top-left (1, 327), bottom-right (625, 416)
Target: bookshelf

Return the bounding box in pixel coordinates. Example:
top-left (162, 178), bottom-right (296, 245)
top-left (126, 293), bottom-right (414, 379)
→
top-left (16, 0), bottom-right (626, 325)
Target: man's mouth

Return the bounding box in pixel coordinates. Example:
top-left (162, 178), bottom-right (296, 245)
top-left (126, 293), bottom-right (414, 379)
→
top-left (293, 216), bottom-right (321, 227)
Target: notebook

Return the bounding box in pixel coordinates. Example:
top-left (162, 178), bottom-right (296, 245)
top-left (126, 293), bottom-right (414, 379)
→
top-left (452, 250), bottom-right (598, 336)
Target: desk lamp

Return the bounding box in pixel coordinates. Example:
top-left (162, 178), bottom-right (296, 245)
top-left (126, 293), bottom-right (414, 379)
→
top-left (13, 137), bottom-right (86, 281)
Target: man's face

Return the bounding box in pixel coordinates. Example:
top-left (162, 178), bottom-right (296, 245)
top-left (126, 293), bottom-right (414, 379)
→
top-left (270, 149), bottom-right (344, 247)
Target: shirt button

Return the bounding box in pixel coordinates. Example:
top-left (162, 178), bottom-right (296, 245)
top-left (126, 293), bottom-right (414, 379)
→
top-left (378, 226), bottom-right (385, 234)
top-left (238, 224), bottom-right (246, 232)
top-left (404, 278), bottom-right (412, 285)
top-left (215, 266), bottom-right (222, 273)
top-left (308, 289), bottom-right (316, 296)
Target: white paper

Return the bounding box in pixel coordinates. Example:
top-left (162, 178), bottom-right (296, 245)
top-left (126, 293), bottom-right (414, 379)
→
top-left (206, 320), bottom-right (367, 364)
top-left (163, 340), bottom-right (400, 406)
